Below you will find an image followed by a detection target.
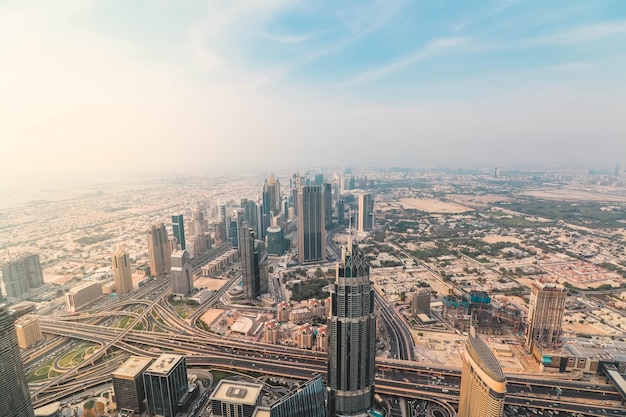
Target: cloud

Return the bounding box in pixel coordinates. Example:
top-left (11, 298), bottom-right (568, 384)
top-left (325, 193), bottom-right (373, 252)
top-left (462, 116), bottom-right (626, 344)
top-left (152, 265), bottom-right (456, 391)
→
top-left (342, 37), bottom-right (471, 86)
top-left (529, 19), bottom-right (626, 45)
top-left (549, 62), bottom-right (595, 71)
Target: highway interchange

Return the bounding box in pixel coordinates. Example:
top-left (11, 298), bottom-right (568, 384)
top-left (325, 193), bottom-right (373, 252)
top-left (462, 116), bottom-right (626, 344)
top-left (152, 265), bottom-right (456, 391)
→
top-left (24, 256), bottom-right (626, 416)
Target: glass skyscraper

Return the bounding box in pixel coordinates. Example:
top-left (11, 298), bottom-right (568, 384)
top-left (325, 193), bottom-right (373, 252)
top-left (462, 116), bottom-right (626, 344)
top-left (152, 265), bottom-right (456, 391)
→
top-left (172, 214), bottom-right (186, 250)
top-left (143, 354), bottom-right (189, 417)
top-left (327, 239), bottom-right (376, 417)
top-left (271, 375), bottom-right (326, 417)
top-left (0, 305), bottom-right (35, 417)
top-left (297, 185), bottom-right (326, 264)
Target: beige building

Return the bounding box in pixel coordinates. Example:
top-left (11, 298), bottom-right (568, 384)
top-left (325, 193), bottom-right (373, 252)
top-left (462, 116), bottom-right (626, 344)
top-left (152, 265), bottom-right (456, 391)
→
top-left (112, 244), bottom-right (133, 295)
top-left (357, 192), bottom-right (373, 231)
top-left (263, 319), bottom-right (280, 344)
top-left (147, 223), bottom-right (171, 277)
top-left (209, 380), bottom-right (263, 417)
top-left (295, 323), bottom-right (313, 349)
top-left (276, 301), bottom-right (290, 322)
top-left (458, 329), bottom-right (506, 417)
top-left (65, 281), bottom-right (103, 313)
top-left (411, 288), bottom-right (431, 317)
top-left (316, 325), bottom-right (328, 352)
top-left (15, 316), bottom-right (43, 349)
top-left (525, 280), bottom-right (566, 351)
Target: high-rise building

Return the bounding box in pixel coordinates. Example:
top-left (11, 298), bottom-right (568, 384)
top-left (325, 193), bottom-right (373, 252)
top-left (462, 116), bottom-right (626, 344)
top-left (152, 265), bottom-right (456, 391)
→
top-left (323, 183), bottom-right (332, 228)
top-left (297, 185), bottom-right (326, 264)
top-left (170, 250), bottom-right (193, 296)
top-left (239, 223), bottom-right (267, 301)
top-left (270, 375), bottom-right (326, 417)
top-left (209, 380), bottom-right (263, 417)
top-left (147, 223), bottom-right (171, 277)
top-left (65, 281), bottom-right (103, 313)
top-left (327, 239), bottom-right (376, 417)
top-left (337, 199), bottom-right (345, 225)
top-left (357, 193), bottom-right (373, 231)
top-left (15, 315), bottom-right (43, 349)
top-left (458, 328), bottom-right (506, 417)
top-left (332, 173), bottom-right (341, 204)
top-left (112, 356), bottom-right (153, 414)
top-left (112, 244), bottom-right (133, 295)
top-left (525, 280), bottom-right (567, 351)
top-left (143, 354), bottom-right (189, 417)
top-left (266, 225), bottom-right (285, 256)
top-left (172, 214), bottom-right (186, 250)
top-left (411, 288), bottom-right (431, 317)
top-left (0, 305), bottom-right (35, 417)
top-left (1, 253), bottom-right (44, 301)
top-left (239, 224), bottom-right (259, 302)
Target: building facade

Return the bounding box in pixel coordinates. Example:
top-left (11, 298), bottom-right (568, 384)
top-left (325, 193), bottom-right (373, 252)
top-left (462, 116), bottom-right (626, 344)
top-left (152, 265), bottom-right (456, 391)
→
top-left (270, 375), bottom-right (326, 417)
top-left (15, 315), bottom-right (43, 349)
top-left (458, 329), bottom-right (506, 417)
top-left (170, 250), bottom-right (193, 296)
top-left (143, 354), bottom-right (189, 417)
top-left (65, 281), bottom-right (103, 313)
top-left (327, 239), bottom-right (376, 417)
top-left (0, 305), bottom-right (35, 417)
top-left (210, 380), bottom-right (263, 417)
top-left (297, 185), bottom-right (326, 264)
top-left (411, 288), bottom-right (431, 317)
top-left (112, 244), bottom-right (133, 295)
top-left (172, 214), bottom-right (186, 250)
top-left (1, 253), bottom-right (44, 301)
top-left (525, 280), bottom-right (567, 351)
top-left (357, 193), bottom-right (373, 232)
top-left (112, 356), bottom-right (153, 414)
top-left (147, 223), bottom-right (171, 277)
top-left (239, 223), bottom-right (260, 302)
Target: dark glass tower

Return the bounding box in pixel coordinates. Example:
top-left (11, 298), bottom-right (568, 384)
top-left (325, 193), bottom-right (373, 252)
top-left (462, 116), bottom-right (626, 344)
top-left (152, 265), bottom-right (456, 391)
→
top-left (0, 305), bottom-right (35, 417)
top-left (172, 214), bottom-right (186, 250)
top-left (327, 240), bottom-right (376, 417)
top-left (297, 185), bottom-right (326, 264)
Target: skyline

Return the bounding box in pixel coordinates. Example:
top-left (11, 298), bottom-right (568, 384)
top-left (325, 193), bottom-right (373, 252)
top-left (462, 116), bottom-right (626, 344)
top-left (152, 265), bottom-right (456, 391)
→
top-left (1, 0), bottom-right (626, 189)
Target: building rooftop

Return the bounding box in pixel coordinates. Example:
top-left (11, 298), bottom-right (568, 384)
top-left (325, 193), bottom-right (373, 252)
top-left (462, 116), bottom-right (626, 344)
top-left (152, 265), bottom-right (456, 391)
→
top-left (467, 333), bottom-right (505, 382)
top-left (113, 356), bottom-right (153, 379)
top-left (211, 380), bottom-right (263, 406)
top-left (145, 354), bottom-right (184, 375)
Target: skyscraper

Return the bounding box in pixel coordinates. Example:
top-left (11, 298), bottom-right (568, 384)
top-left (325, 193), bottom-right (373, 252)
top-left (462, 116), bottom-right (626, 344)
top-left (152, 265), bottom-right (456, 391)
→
top-left (172, 214), bottom-right (186, 250)
top-left (327, 239), bottom-right (376, 417)
top-left (357, 193), bottom-right (373, 232)
top-left (0, 305), bottom-right (35, 417)
top-left (525, 280), bottom-right (567, 351)
top-left (458, 328), bottom-right (506, 417)
top-left (297, 185), bottom-right (326, 264)
top-left (170, 250), bottom-right (193, 296)
top-left (239, 223), bottom-right (259, 302)
top-left (112, 244), bottom-right (133, 295)
top-left (143, 354), bottom-right (189, 417)
top-left (239, 222), bottom-right (267, 301)
top-left (147, 223), bottom-right (171, 277)
top-left (1, 253), bottom-right (44, 301)
top-left (112, 356), bottom-right (153, 414)
top-left (323, 182), bottom-right (332, 228)
top-left (271, 375), bottom-right (326, 417)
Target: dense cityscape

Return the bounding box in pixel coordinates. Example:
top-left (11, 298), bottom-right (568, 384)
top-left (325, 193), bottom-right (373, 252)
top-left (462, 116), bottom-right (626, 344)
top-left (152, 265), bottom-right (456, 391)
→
top-left (2, 167), bottom-right (626, 417)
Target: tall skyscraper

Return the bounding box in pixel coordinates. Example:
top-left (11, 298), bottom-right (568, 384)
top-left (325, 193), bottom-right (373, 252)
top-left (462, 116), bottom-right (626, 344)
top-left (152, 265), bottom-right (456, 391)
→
top-left (112, 244), bottom-right (133, 295)
top-left (525, 280), bottom-right (567, 351)
top-left (170, 250), bottom-right (193, 296)
top-left (271, 375), bottom-right (326, 417)
top-left (1, 253), bottom-right (44, 301)
top-left (323, 183), bottom-right (332, 228)
top-left (357, 193), bottom-right (373, 232)
top-left (458, 328), bottom-right (506, 417)
top-left (147, 223), bottom-right (171, 277)
top-left (239, 223), bottom-right (259, 302)
top-left (239, 222), bottom-right (267, 301)
top-left (172, 214), bottom-right (186, 250)
top-left (112, 356), bottom-right (153, 414)
top-left (327, 239), bottom-right (376, 417)
top-left (0, 305), bottom-right (35, 417)
top-left (297, 185), bottom-right (326, 264)
top-left (143, 354), bottom-right (189, 417)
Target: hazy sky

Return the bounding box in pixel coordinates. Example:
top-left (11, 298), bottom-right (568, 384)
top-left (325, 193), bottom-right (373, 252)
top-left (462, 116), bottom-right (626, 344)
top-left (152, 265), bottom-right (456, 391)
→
top-left (1, 0), bottom-right (625, 187)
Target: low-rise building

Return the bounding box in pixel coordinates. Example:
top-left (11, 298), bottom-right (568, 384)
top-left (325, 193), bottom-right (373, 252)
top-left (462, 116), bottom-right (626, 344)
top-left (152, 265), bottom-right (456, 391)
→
top-left (65, 281), bottom-right (103, 313)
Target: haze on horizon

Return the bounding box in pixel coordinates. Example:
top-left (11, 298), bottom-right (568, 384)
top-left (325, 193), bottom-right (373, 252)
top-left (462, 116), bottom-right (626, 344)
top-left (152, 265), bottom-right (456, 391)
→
top-left (1, 0), bottom-right (625, 190)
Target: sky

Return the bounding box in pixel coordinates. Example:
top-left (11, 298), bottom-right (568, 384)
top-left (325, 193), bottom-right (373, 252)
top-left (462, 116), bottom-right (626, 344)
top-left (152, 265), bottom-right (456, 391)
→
top-left (1, 0), bottom-right (626, 189)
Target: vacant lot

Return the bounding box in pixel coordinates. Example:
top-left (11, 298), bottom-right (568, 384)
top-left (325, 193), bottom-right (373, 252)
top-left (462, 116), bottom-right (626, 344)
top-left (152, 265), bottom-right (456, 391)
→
top-left (398, 198), bottom-right (473, 213)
